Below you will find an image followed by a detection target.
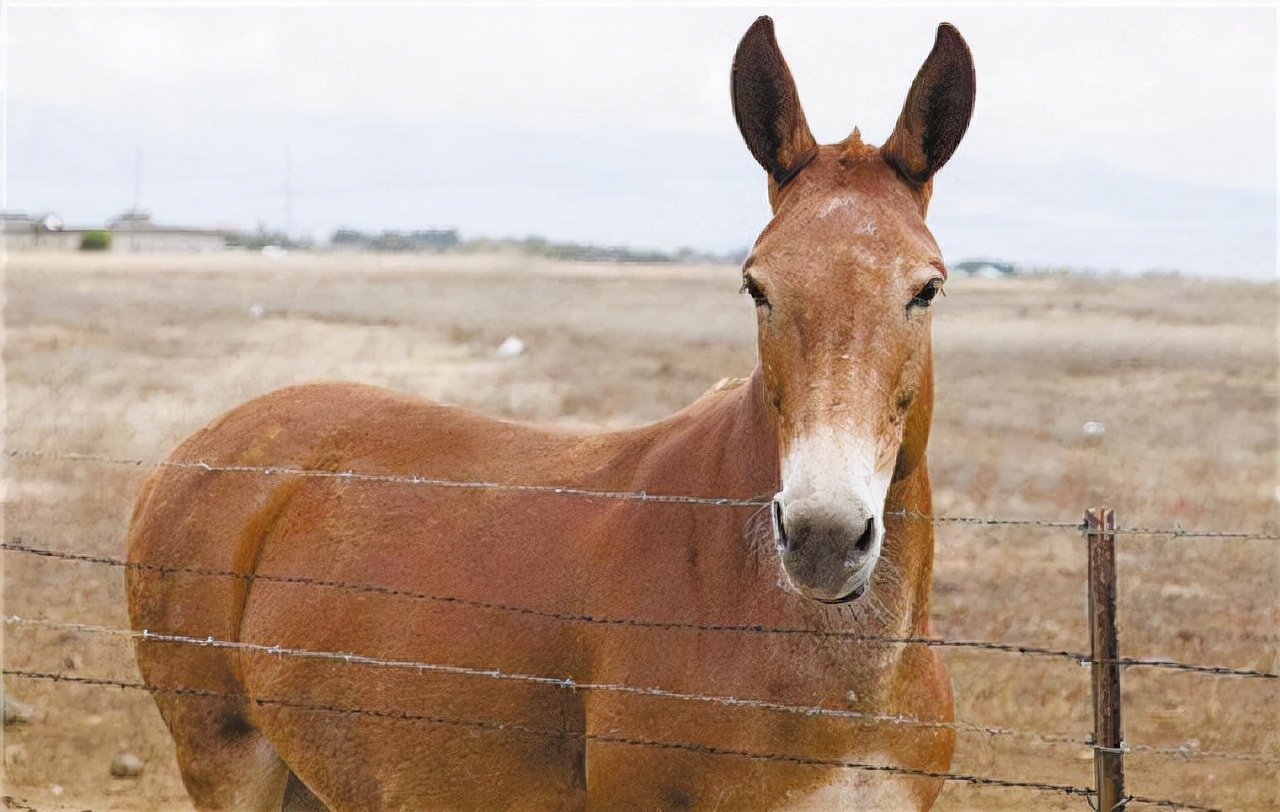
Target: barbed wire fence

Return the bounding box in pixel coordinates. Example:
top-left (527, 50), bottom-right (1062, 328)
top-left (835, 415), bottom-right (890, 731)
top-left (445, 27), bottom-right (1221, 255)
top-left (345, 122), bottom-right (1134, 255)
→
top-left (4, 447), bottom-right (1279, 812)
top-left (9, 448), bottom-right (1280, 541)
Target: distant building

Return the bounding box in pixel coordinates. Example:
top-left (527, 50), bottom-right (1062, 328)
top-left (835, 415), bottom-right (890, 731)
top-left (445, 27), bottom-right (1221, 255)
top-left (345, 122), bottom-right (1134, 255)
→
top-left (954, 259), bottom-right (1016, 278)
top-left (1, 211), bottom-right (64, 249)
top-left (104, 210), bottom-right (230, 252)
top-left (1, 209), bottom-right (230, 252)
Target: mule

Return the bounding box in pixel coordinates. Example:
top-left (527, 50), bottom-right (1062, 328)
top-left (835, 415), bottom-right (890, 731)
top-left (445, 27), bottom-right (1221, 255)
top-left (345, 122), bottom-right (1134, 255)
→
top-left (127, 16), bottom-right (974, 810)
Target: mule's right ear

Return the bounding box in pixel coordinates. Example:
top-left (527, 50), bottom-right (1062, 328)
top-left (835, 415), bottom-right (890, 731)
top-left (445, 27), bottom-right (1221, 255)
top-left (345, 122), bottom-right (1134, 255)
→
top-left (731, 16), bottom-right (819, 189)
top-left (880, 23), bottom-right (976, 186)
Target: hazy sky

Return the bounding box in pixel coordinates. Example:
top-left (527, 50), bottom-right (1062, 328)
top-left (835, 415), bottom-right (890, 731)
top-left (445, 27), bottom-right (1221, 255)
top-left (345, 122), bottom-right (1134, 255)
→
top-left (5, 4), bottom-right (1276, 278)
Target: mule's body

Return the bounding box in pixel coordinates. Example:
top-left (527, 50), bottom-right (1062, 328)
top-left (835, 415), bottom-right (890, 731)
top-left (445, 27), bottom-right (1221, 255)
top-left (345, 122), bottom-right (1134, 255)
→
top-left (128, 17), bottom-right (975, 811)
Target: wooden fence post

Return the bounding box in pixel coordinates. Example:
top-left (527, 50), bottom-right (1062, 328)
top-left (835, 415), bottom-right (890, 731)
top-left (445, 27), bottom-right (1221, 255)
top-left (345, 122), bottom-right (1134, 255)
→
top-left (1086, 507), bottom-right (1124, 811)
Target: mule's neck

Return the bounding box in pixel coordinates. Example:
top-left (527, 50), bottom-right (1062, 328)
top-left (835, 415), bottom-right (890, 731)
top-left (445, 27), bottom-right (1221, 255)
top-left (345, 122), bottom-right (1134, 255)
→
top-left (883, 355), bottom-right (938, 635)
top-left (668, 367), bottom-right (781, 504)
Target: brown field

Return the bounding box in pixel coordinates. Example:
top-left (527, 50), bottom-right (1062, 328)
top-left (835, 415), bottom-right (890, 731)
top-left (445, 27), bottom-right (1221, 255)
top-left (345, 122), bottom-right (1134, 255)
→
top-left (3, 250), bottom-right (1277, 811)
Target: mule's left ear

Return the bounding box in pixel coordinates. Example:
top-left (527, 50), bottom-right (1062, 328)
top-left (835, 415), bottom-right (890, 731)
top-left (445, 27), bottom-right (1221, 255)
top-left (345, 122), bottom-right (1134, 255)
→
top-left (881, 23), bottom-right (976, 186)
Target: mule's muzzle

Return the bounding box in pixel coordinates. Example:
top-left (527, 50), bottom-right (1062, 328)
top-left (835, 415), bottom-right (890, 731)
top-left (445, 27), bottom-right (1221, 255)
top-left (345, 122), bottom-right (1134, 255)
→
top-left (773, 500), bottom-right (877, 603)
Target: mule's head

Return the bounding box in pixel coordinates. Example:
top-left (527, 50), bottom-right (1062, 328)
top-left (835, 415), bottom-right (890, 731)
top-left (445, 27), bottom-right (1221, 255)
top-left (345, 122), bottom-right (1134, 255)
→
top-left (732, 17), bottom-right (975, 603)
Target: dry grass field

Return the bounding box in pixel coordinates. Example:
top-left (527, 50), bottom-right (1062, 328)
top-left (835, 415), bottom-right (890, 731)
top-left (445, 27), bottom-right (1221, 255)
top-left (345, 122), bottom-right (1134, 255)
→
top-left (3, 250), bottom-right (1277, 810)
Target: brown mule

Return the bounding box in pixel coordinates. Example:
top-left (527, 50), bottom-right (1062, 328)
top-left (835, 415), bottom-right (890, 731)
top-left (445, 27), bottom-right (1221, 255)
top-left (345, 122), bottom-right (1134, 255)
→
top-left (127, 16), bottom-right (974, 810)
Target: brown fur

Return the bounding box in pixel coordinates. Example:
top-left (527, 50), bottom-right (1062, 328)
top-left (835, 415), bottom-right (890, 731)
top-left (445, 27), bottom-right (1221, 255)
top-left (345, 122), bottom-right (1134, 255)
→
top-left (128, 16), bottom-right (975, 811)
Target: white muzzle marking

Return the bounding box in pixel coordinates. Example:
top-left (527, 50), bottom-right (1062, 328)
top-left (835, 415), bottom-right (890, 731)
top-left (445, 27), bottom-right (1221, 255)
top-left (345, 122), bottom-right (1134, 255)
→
top-left (773, 429), bottom-right (893, 600)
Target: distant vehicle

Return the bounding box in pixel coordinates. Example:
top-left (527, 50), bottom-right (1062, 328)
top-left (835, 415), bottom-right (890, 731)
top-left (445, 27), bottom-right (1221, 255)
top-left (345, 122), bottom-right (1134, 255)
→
top-left (954, 259), bottom-right (1016, 278)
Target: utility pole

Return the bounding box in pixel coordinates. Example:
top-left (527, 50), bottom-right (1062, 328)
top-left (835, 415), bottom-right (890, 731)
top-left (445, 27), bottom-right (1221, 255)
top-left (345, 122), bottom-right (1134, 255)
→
top-left (284, 129), bottom-right (293, 245)
top-left (133, 146), bottom-right (143, 213)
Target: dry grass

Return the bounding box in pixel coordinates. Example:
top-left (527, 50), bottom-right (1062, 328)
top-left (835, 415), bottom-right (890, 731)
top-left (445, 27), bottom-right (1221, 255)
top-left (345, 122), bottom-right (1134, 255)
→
top-left (3, 251), bottom-right (1277, 810)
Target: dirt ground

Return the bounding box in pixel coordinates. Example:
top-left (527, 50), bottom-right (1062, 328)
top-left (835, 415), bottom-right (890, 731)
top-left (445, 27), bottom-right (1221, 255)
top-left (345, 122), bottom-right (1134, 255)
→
top-left (3, 251), bottom-right (1277, 810)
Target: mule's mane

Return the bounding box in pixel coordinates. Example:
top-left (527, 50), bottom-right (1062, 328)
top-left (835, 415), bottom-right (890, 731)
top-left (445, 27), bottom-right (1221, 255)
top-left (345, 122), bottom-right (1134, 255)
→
top-left (707, 376), bottom-right (749, 394)
top-left (838, 128), bottom-right (883, 164)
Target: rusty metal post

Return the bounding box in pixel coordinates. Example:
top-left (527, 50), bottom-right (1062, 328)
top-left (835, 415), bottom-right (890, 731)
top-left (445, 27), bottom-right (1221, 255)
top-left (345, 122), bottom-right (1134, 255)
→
top-left (1085, 507), bottom-right (1124, 811)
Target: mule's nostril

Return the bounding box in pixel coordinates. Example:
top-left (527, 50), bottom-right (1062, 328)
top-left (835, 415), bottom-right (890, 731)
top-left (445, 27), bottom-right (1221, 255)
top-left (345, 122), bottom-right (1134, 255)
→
top-left (854, 517), bottom-right (876, 553)
top-left (772, 500), bottom-right (788, 550)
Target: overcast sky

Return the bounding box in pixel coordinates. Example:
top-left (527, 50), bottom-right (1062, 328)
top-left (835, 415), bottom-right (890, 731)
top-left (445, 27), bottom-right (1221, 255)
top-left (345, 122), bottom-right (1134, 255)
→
top-left (4, 4), bottom-right (1276, 278)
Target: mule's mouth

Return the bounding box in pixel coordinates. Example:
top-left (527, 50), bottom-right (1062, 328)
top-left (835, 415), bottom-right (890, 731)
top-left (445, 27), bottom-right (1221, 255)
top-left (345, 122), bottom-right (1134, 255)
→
top-left (804, 579), bottom-right (867, 605)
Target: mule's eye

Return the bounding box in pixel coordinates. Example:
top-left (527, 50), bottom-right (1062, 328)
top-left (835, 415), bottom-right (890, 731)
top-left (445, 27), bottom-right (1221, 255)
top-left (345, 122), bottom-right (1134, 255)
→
top-left (741, 275), bottom-right (770, 309)
top-left (909, 278), bottom-right (945, 310)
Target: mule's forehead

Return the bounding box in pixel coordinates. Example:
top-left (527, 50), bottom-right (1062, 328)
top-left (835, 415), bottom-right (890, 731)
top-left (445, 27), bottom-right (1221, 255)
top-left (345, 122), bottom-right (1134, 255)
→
top-left (752, 152), bottom-right (943, 281)
top-left (756, 188), bottom-right (941, 281)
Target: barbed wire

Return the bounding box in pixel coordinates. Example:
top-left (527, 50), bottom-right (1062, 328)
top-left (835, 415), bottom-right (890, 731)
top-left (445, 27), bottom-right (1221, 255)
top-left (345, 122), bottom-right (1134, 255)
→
top-left (6, 540), bottom-right (1276, 680)
top-left (4, 449), bottom-right (769, 508)
top-left (1105, 525), bottom-right (1280, 540)
top-left (1029, 731), bottom-right (1280, 767)
top-left (1, 668), bottom-right (1228, 812)
top-left (6, 448), bottom-right (1275, 810)
top-left (1119, 799), bottom-right (1224, 812)
top-left (11, 614), bottom-right (1276, 768)
top-left (1124, 741), bottom-right (1280, 766)
top-left (8, 447), bottom-right (1280, 541)
top-left (1, 615), bottom-right (996, 737)
top-left (1, 539), bottom-right (1094, 661)
top-left (1111, 656), bottom-right (1278, 679)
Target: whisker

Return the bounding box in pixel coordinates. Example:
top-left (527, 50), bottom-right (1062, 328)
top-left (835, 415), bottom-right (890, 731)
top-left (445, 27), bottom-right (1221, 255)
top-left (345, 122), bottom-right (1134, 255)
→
top-left (742, 501), bottom-right (778, 559)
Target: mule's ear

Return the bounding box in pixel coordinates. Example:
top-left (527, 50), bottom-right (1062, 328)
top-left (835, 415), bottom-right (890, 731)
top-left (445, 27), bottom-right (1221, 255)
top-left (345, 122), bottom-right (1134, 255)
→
top-left (732, 16), bottom-right (819, 188)
top-left (881, 23), bottom-right (975, 186)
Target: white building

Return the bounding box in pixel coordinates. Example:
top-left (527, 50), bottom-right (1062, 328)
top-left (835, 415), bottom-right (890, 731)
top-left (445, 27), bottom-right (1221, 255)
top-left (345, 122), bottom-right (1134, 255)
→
top-left (1, 210), bottom-right (229, 252)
